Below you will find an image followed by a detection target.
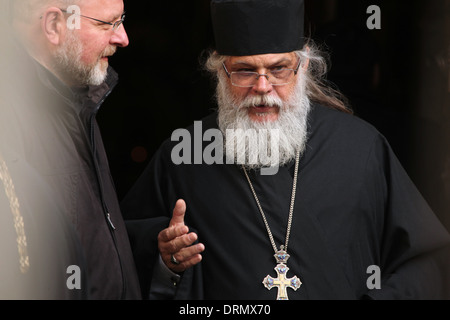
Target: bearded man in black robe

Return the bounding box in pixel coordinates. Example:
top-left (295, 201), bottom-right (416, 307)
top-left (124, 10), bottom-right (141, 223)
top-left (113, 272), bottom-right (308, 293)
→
top-left (121, 0), bottom-right (450, 300)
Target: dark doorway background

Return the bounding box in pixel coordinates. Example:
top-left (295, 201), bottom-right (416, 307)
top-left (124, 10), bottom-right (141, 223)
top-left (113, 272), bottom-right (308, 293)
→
top-left (98, 0), bottom-right (450, 230)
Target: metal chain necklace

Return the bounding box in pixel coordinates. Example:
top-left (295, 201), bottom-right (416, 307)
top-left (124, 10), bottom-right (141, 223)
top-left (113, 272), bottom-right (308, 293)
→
top-left (242, 149), bottom-right (302, 300)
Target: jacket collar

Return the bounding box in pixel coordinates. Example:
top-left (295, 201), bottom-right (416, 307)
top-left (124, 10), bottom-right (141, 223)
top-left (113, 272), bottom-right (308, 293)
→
top-left (34, 62), bottom-right (119, 116)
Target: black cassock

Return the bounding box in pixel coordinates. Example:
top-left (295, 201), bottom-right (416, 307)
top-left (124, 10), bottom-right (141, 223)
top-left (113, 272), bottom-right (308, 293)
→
top-left (122, 104), bottom-right (450, 300)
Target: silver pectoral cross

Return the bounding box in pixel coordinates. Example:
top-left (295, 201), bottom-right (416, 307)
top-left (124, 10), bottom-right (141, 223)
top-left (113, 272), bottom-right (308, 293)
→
top-left (262, 247), bottom-right (302, 300)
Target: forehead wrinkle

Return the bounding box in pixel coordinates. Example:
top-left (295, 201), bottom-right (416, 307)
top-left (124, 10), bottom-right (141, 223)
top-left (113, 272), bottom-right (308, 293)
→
top-left (230, 55), bottom-right (295, 68)
top-left (79, 0), bottom-right (124, 22)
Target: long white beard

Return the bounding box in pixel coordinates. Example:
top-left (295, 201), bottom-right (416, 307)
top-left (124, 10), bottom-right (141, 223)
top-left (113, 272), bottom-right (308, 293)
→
top-left (217, 73), bottom-right (311, 170)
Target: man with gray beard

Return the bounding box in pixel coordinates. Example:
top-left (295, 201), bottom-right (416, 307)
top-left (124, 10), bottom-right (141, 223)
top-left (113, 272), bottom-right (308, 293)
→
top-left (216, 57), bottom-right (311, 173)
top-left (1, 0), bottom-right (142, 299)
top-left (121, 0), bottom-right (450, 300)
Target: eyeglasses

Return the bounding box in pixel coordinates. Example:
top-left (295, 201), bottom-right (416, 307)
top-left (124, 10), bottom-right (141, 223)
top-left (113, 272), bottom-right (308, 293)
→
top-left (60, 9), bottom-right (125, 31)
top-left (222, 60), bottom-right (301, 87)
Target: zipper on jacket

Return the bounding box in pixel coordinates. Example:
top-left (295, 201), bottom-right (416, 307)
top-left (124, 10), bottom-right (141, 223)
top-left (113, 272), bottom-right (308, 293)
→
top-left (89, 89), bottom-right (127, 299)
top-left (106, 213), bottom-right (116, 230)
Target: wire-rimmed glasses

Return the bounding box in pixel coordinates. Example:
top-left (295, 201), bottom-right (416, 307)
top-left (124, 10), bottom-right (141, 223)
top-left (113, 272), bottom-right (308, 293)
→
top-left (222, 60), bottom-right (301, 87)
top-left (60, 9), bottom-right (125, 31)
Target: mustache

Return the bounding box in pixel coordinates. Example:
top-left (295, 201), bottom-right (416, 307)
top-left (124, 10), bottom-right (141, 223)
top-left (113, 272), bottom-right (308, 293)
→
top-left (238, 94), bottom-right (284, 109)
top-left (101, 46), bottom-right (117, 58)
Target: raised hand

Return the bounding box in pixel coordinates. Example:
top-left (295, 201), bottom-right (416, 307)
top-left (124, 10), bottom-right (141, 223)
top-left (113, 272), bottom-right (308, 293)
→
top-left (157, 199), bottom-right (205, 273)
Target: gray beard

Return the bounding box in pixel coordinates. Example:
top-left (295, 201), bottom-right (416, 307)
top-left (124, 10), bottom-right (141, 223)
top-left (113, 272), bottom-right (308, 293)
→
top-left (216, 73), bottom-right (311, 170)
top-left (52, 31), bottom-right (112, 87)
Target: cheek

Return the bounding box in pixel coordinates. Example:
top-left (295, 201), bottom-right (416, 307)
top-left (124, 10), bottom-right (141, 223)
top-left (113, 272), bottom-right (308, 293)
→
top-left (77, 34), bottom-right (109, 64)
top-left (229, 84), bottom-right (242, 95)
top-left (274, 85), bottom-right (294, 101)
top-left (229, 86), bottom-right (253, 103)
top-left (79, 44), bottom-right (103, 64)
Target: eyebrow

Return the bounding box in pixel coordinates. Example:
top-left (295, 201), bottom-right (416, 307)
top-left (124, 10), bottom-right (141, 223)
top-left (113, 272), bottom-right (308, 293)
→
top-left (231, 58), bottom-right (293, 68)
top-left (100, 11), bottom-right (125, 23)
top-left (111, 11), bottom-right (125, 21)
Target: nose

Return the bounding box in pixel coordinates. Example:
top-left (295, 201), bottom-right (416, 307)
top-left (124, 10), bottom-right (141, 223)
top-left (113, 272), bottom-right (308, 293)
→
top-left (110, 25), bottom-right (129, 48)
top-left (252, 74), bottom-right (272, 94)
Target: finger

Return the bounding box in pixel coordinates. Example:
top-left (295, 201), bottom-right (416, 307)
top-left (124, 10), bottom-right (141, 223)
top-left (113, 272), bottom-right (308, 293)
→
top-left (169, 254), bottom-right (203, 274)
top-left (169, 199), bottom-right (186, 227)
top-left (167, 243), bottom-right (205, 267)
top-left (159, 232), bottom-right (198, 254)
top-left (168, 244), bottom-right (205, 273)
top-left (176, 254), bottom-right (203, 272)
top-left (175, 243), bottom-right (205, 261)
top-left (158, 224), bottom-right (189, 243)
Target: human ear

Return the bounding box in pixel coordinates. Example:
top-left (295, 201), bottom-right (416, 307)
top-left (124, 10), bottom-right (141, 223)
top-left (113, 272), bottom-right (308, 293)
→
top-left (40, 7), bottom-right (66, 46)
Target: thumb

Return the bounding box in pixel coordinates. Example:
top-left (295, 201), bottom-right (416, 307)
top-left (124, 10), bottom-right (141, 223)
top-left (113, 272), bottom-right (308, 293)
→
top-left (170, 199), bottom-right (186, 227)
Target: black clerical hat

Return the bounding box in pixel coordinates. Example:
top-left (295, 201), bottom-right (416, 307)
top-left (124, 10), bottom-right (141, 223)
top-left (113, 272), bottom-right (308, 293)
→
top-left (210, 0), bottom-right (305, 56)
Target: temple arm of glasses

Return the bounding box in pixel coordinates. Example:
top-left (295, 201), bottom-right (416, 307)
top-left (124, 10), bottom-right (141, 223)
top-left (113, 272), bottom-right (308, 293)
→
top-left (60, 9), bottom-right (114, 26)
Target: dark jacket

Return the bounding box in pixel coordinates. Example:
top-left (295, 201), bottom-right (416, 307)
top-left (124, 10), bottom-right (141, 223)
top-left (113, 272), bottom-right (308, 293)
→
top-left (0, 40), bottom-right (141, 299)
top-left (0, 144), bottom-right (89, 299)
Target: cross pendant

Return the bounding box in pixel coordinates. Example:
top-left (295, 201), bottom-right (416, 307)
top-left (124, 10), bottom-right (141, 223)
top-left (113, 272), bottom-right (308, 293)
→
top-left (262, 247), bottom-right (302, 300)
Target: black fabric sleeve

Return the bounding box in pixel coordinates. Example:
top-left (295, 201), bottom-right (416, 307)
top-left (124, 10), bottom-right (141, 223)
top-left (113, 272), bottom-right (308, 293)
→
top-left (364, 134), bottom-right (450, 299)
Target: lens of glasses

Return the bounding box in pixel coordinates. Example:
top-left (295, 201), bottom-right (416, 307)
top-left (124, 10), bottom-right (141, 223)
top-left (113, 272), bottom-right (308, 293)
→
top-left (113, 15), bottom-right (125, 31)
top-left (231, 69), bottom-right (295, 87)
